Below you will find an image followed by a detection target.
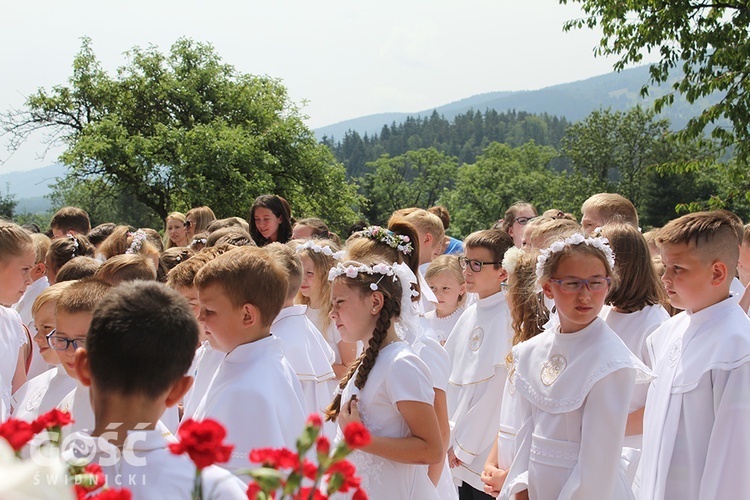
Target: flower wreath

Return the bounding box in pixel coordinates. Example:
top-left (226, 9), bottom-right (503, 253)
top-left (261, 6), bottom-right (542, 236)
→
top-left (502, 247), bottom-right (525, 276)
top-left (361, 226), bottom-right (413, 255)
top-left (125, 229), bottom-right (148, 255)
top-left (296, 239), bottom-right (345, 261)
top-left (535, 233), bottom-right (615, 282)
top-left (328, 261), bottom-right (420, 297)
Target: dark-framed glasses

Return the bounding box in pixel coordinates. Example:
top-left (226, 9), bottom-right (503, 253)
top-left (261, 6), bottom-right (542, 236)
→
top-left (459, 256), bottom-right (502, 273)
top-left (46, 329), bottom-right (86, 351)
top-left (549, 277), bottom-right (611, 293)
top-left (514, 216), bottom-right (536, 226)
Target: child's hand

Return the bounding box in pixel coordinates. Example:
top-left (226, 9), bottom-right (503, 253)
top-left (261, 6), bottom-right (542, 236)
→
top-left (338, 395), bottom-right (362, 430)
top-left (480, 465), bottom-right (508, 497)
top-left (447, 447), bottom-right (462, 468)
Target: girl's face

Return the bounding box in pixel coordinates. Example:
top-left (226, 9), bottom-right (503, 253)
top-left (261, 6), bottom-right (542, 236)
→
top-left (254, 207), bottom-right (282, 242)
top-left (508, 208), bottom-right (536, 248)
top-left (428, 271), bottom-right (465, 316)
top-left (33, 301), bottom-right (60, 365)
top-left (299, 256), bottom-right (321, 305)
top-left (0, 247), bottom-right (35, 305)
top-left (167, 217), bottom-right (189, 247)
top-left (329, 281), bottom-right (378, 344)
top-left (184, 215), bottom-right (197, 239)
top-left (542, 253), bottom-right (609, 333)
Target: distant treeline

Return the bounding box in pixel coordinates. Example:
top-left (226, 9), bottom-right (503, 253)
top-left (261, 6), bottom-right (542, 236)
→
top-left (322, 109), bottom-right (572, 179)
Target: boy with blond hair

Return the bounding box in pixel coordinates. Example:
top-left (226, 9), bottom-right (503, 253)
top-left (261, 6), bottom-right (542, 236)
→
top-left (640, 210), bottom-right (750, 499)
top-left (444, 229), bottom-right (514, 498)
top-left (191, 246), bottom-right (306, 473)
top-left (580, 193), bottom-right (638, 236)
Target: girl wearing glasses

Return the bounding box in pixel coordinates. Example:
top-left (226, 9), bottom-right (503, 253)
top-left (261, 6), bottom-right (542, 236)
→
top-left (11, 281), bottom-right (76, 422)
top-left (163, 212), bottom-right (189, 249)
top-left (499, 234), bottom-right (652, 500)
top-left (496, 202), bottom-right (537, 249)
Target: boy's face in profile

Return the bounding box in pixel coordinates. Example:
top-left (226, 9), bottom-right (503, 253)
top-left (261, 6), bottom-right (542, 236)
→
top-left (738, 243), bottom-right (750, 286)
top-left (175, 285), bottom-right (206, 343)
top-left (581, 208), bottom-right (604, 236)
top-left (53, 311), bottom-right (93, 378)
top-left (660, 242), bottom-right (719, 313)
top-left (462, 247), bottom-right (506, 299)
top-left (197, 283), bottom-right (246, 353)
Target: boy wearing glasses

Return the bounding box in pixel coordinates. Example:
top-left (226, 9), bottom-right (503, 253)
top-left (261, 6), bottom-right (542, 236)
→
top-left (444, 229), bottom-right (514, 499)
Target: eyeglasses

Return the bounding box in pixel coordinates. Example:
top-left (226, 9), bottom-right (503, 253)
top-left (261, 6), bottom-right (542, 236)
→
top-left (459, 256), bottom-right (502, 273)
top-left (549, 277), bottom-right (611, 293)
top-left (46, 330), bottom-right (86, 351)
top-left (183, 220), bottom-right (193, 228)
top-left (514, 216), bottom-right (536, 226)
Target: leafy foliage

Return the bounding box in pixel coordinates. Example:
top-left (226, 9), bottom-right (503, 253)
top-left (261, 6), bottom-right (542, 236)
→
top-left (1, 38), bottom-right (360, 231)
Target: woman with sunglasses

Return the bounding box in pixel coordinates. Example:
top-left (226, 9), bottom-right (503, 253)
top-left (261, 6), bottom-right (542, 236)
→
top-left (184, 206), bottom-right (217, 241)
top-left (495, 201), bottom-right (538, 249)
top-left (163, 212), bottom-right (189, 249)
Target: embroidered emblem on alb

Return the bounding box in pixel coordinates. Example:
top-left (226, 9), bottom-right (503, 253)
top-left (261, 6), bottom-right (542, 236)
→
top-left (26, 386), bottom-right (48, 411)
top-left (668, 338), bottom-right (682, 367)
top-left (469, 327), bottom-right (484, 351)
top-left (541, 354), bottom-right (567, 386)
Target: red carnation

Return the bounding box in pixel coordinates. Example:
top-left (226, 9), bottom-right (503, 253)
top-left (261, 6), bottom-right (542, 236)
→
top-left (275, 448), bottom-right (299, 469)
top-left (74, 463), bottom-right (106, 492)
top-left (88, 488), bottom-right (132, 500)
top-left (294, 487), bottom-right (328, 500)
top-left (326, 460), bottom-right (361, 492)
top-left (352, 488), bottom-right (368, 500)
top-left (302, 458), bottom-right (318, 480)
top-left (31, 409), bottom-right (74, 434)
top-left (343, 422), bottom-right (370, 449)
top-left (169, 418), bottom-right (234, 470)
top-left (315, 436), bottom-right (330, 456)
top-left (246, 483), bottom-right (262, 500)
top-left (249, 447), bottom-right (278, 466)
top-left (0, 418), bottom-right (34, 451)
top-left (306, 414), bottom-right (322, 428)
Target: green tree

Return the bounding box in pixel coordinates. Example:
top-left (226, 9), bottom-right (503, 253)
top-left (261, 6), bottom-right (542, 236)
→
top-left (1, 38), bottom-right (360, 229)
top-left (358, 148), bottom-right (458, 224)
top-left (0, 183), bottom-right (17, 220)
top-left (560, 0), bottom-right (750, 164)
top-left (442, 141), bottom-right (562, 237)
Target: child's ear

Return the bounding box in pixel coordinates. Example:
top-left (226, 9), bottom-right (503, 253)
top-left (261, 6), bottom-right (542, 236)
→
top-left (165, 376), bottom-right (193, 408)
top-left (712, 260), bottom-right (729, 286)
top-left (542, 282), bottom-right (554, 299)
top-left (370, 290), bottom-right (384, 315)
top-left (459, 282), bottom-right (467, 296)
top-left (497, 267), bottom-right (509, 285)
top-left (74, 348), bottom-right (92, 388)
top-left (241, 303), bottom-right (261, 327)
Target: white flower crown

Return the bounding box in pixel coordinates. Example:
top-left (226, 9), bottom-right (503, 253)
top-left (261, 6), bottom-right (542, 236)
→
top-left (535, 233), bottom-right (615, 282)
top-left (502, 247), bottom-right (525, 276)
top-left (328, 262), bottom-right (419, 297)
top-left (126, 229), bottom-right (148, 255)
top-left (295, 239), bottom-right (345, 261)
top-left (361, 226), bottom-right (414, 255)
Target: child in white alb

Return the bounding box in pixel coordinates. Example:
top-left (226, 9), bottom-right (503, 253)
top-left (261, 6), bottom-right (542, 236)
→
top-left (444, 229), bottom-right (515, 498)
top-left (422, 254), bottom-right (467, 345)
top-left (640, 211), bottom-right (750, 499)
top-left (500, 234), bottom-right (651, 500)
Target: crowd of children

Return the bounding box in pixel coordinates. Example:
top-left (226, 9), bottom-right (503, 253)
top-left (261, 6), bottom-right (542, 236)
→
top-left (0, 191), bottom-right (748, 499)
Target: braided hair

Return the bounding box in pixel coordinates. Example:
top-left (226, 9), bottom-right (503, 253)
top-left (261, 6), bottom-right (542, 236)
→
top-left (324, 259), bottom-right (403, 422)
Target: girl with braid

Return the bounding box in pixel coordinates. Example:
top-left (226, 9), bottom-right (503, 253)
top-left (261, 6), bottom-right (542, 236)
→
top-left (326, 259), bottom-right (443, 499)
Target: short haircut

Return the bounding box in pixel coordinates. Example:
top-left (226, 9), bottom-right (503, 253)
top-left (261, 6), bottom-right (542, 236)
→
top-left (0, 222), bottom-right (34, 261)
top-left (393, 208), bottom-right (445, 241)
top-left (464, 229), bottom-right (514, 267)
top-left (581, 193), bottom-right (638, 227)
top-left (87, 281), bottom-right (198, 398)
top-left (166, 251), bottom-right (213, 289)
top-left (207, 217), bottom-right (250, 234)
top-left (55, 257), bottom-right (102, 283)
top-left (87, 223), bottom-right (117, 248)
top-left (95, 254), bottom-right (157, 285)
top-left (194, 246), bottom-right (287, 326)
top-left (32, 281), bottom-right (75, 318)
top-left (56, 278), bottom-right (112, 315)
top-left (427, 206), bottom-right (451, 230)
top-left (50, 207), bottom-right (91, 234)
top-left (265, 242), bottom-right (303, 301)
top-left (656, 210), bottom-right (743, 269)
top-left (30, 233), bottom-right (51, 264)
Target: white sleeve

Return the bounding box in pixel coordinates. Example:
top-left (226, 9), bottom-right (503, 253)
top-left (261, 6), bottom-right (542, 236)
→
top-left (558, 368), bottom-right (634, 499)
top-left (385, 355), bottom-right (434, 405)
top-left (698, 363), bottom-right (750, 497)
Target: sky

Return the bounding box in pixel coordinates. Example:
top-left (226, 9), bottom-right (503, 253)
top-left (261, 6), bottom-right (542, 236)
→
top-left (0, 0), bottom-right (647, 173)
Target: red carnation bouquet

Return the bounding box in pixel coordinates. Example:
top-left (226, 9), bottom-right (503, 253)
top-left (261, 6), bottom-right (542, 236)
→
top-left (0, 409), bottom-right (131, 499)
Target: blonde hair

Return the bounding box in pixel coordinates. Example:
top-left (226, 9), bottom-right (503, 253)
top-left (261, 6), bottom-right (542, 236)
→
top-left (0, 222), bottom-right (34, 262)
top-left (265, 243), bottom-right (303, 301)
top-left (98, 226), bottom-right (159, 262)
top-left (391, 208), bottom-right (445, 242)
top-left (30, 233), bottom-right (51, 265)
top-left (95, 254), bottom-right (157, 285)
top-left (163, 212), bottom-right (187, 249)
top-left (32, 281), bottom-right (75, 318)
top-left (185, 206), bottom-right (217, 234)
top-left (581, 193), bottom-right (638, 227)
top-left (505, 249), bottom-right (547, 364)
top-left (425, 254), bottom-right (466, 307)
top-left (292, 238), bottom-right (340, 319)
top-left (56, 278), bottom-right (112, 315)
top-left (324, 259), bottom-right (402, 422)
top-left (527, 218), bottom-right (581, 250)
top-left (194, 246), bottom-right (287, 327)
